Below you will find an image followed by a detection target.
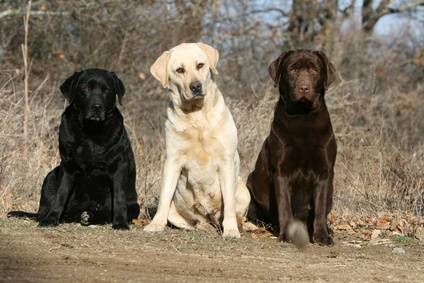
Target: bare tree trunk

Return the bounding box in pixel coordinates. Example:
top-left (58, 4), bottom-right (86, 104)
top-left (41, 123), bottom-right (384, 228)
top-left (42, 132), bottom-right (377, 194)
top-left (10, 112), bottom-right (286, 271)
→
top-left (362, 0), bottom-right (424, 33)
top-left (287, 0), bottom-right (338, 50)
top-left (21, 0), bottom-right (31, 155)
top-left (175, 0), bottom-right (208, 42)
top-left (288, 0), bottom-right (317, 48)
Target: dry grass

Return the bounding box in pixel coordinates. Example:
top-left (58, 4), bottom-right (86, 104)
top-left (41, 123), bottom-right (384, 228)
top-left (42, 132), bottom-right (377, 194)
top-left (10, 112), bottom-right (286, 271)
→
top-left (0, 0), bottom-right (423, 219)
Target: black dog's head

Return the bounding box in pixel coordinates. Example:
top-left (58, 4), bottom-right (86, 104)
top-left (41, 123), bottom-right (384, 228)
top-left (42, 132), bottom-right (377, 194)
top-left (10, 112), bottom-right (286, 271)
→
top-left (269, 50), bottom-right (336, 113)
top-left (60, 68), bottom-right (125, 122)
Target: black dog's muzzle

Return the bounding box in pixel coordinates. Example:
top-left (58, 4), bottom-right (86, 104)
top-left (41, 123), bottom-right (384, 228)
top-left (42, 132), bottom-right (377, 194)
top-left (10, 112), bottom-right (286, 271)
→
top-left (85, 104), bottom-right (106, 121)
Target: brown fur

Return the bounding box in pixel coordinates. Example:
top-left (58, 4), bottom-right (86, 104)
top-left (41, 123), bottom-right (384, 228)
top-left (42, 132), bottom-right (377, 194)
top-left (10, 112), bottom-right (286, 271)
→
top-left (247, 50), bottom-right (337, 246)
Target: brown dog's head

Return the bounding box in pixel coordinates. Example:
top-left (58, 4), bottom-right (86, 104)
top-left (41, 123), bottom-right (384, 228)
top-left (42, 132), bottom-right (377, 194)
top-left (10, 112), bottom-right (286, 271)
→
top-left (269, 50), bottom-right (336, 113)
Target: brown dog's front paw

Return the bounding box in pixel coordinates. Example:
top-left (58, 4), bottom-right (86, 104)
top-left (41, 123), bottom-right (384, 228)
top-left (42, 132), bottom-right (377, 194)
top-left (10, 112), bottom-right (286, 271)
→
top-left (313, 231), bottom-right (334, 246)
top-left (277, 233), bottom-right (287, 242)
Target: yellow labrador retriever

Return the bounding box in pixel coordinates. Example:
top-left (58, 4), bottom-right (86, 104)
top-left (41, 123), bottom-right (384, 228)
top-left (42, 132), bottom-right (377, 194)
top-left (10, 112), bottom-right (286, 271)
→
top-left (144, 42), bottom-right (250, 238)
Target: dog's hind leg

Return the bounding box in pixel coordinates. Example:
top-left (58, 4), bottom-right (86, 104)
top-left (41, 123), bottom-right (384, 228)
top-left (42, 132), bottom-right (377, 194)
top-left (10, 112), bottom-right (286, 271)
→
top-left (37, 167), bottom-right (61, 220)
top-left (167, 201), bottom-right (194, 230)
top-left (8, 167), bottom-right (60, 221)
top-left (235, 177), bottom-right (258, 231)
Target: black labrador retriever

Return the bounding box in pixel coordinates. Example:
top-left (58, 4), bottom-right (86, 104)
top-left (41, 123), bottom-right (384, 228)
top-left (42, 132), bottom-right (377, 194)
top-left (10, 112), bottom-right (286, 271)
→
top-left (8, 68), bottom-right (140, 229)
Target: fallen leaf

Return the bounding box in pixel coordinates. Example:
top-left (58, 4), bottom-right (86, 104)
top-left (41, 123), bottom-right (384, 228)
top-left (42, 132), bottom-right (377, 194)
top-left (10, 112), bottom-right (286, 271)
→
top-left (370, 229), bottom-right (382, 240)
top-left (138, 72), bottom-right (146, 80)
top-left (334, 224), bottom-right (352, 231)
top-left (376, 217), bottom-right (390, 230)
top-left (414, 226), bottom-right (424, 241)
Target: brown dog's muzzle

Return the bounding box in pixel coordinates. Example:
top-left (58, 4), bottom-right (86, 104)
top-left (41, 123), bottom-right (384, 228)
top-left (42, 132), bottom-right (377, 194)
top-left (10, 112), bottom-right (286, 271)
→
top-left (292, 72), bottom-right (316, 104)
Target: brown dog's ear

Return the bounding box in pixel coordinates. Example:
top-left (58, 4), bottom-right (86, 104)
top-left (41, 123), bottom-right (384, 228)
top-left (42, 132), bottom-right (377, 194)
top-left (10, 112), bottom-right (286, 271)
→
top-left (268, 50), bottom-right (294, 88)
top-left (313, 51), bottom-right (336, 89)
top-left (110, 72), bottom-right (125, 105)
top-left (150, 51), bottom-right (171, 88)
top-left (60, 71), bottom-right (82, 103)
top-left (196, 42), bottom-right (219, 75)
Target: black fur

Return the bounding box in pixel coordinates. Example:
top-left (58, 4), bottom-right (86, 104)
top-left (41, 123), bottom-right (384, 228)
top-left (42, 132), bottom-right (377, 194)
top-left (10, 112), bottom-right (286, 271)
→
top-left (8, 68), bottom-right (140, 229)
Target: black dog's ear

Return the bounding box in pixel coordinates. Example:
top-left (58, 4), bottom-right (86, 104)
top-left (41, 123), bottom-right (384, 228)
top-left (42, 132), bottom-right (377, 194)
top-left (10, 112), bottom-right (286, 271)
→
top-left (313, 51), bottom-right (336, 90)
top-left (268, 50), bottom-right (294, 88)
top-left (60, 71), bottom-right (82, 103)
top-left (111, 72), bottom-right (125, 105)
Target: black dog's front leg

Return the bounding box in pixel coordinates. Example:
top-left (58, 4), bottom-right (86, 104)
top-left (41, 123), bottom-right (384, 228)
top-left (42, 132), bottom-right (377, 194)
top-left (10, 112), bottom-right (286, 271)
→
top-left (112, 162), bottom-right (130, 230)
top-left (39, 170), bottom-right (74, 227)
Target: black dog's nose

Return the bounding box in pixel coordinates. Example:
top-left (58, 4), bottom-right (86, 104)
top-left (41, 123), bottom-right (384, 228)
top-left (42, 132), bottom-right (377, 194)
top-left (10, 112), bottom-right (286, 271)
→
top-left (92, 104), bottom-right (103, 110)
top-left (189, 81), bottom-right (202, 95)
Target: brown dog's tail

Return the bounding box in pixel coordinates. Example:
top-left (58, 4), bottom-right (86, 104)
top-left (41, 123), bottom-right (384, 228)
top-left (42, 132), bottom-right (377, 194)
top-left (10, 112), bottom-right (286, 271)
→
top-left (7, 211), bottom-right (38, 219)
top-left (286, 219), bottom-right (309, 249)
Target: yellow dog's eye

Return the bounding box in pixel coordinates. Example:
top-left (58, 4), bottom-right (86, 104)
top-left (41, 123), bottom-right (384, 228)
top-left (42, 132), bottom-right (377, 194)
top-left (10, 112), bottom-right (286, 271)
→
top-left (176, 67), bottom-right (185, 74)
top-left (197, 63), bottom-right (204, 70)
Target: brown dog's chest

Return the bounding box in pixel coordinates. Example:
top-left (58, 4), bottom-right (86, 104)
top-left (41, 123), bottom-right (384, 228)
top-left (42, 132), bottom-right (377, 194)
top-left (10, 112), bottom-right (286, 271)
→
top-left (279, 145), bottom-right (332, 179)
top-left (269, 113), bottom-right (336, 179)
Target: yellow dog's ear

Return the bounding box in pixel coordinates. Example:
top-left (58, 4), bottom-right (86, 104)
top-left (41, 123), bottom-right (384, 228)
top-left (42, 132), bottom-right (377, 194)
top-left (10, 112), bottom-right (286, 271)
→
top-left (150, 51), bottom-right (171, 88)
top-left (196, 42), bottom-right (219, 75)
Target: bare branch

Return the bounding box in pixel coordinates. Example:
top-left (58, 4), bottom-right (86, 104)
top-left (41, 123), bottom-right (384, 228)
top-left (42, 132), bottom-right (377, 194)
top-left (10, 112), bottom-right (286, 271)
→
top-left (0, 9), bottom-right (70, 20)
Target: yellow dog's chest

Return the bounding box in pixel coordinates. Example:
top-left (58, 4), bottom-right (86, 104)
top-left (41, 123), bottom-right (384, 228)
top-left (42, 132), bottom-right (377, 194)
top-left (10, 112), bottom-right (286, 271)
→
top-left (176, 125), bottom-right (224, 166)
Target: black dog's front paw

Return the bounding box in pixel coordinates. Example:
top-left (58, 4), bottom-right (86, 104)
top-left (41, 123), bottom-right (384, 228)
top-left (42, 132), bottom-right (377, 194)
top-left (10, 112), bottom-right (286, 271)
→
top-left (112, 222), bottom-right (130, 230)
top-left (39, 216), bottom-right (59, 227)
top-left (80, 211), bottom-right (92, 226)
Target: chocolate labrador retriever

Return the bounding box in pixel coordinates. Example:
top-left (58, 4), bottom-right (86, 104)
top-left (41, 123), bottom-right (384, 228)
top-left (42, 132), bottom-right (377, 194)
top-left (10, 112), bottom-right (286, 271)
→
top-left (247, 50), bottom-right (337, 246)
top-left (8, 69), bottom-right (140, 229)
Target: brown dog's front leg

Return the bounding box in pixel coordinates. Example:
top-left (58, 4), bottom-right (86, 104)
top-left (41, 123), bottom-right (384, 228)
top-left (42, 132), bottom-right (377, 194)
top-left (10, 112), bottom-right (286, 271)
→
top-left (313, 179), bottom-right (333, 246)
top-left (274, 174), bottom-right (293, 242)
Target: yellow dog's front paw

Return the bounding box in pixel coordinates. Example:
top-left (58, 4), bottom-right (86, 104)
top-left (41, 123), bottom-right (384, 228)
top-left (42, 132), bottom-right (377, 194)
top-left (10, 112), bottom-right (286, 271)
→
top-left (143, 221), bottom-right (166, 232)
top-left (222, 228), bottom-right (241, 239)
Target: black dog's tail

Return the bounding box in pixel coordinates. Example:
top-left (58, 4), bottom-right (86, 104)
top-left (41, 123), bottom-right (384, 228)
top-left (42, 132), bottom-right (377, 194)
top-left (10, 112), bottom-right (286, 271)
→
top-left (7, 211), bottom-right (38, 219)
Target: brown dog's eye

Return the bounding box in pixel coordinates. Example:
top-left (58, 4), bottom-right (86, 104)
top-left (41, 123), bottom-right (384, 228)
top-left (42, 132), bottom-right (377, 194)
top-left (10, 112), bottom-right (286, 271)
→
top-left (309, 68), bottom-right (318, 74)
top-left (197, 63), bottom-right (204, 70)
top-left (176, 67), bottom-right (185, 74)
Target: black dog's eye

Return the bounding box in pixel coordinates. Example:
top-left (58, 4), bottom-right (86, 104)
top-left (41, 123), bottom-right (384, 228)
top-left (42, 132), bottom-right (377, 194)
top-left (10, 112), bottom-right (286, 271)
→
top-left (196, 63), bottom-right (204, 70)
top-left (176, 67), bottom-right (185, 74)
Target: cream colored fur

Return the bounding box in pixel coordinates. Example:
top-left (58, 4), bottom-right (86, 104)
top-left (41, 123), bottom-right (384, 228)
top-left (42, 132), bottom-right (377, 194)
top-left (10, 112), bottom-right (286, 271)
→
top-left (144, 43), bottom-right (250, 238)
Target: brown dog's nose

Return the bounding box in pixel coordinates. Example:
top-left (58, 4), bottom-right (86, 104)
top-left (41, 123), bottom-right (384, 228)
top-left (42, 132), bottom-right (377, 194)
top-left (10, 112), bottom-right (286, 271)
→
top-left (299, 85), bottom-right (309, 92)
top-left (190, 81), bottom-right (202, 96)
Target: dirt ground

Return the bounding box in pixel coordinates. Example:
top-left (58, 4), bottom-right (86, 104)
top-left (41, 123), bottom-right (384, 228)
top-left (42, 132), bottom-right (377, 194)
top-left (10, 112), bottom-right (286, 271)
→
top-left (0, 218), bottom-right (423, 283)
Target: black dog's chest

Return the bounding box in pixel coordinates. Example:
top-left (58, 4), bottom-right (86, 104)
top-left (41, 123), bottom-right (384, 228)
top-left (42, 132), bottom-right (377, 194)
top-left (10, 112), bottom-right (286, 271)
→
top-left (72, 140), bottom-right (110, 173)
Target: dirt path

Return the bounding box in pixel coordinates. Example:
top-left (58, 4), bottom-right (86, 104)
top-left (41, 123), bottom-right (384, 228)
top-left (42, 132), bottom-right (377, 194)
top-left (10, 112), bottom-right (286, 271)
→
top-left (0, 218), bottom-right (423, 282)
